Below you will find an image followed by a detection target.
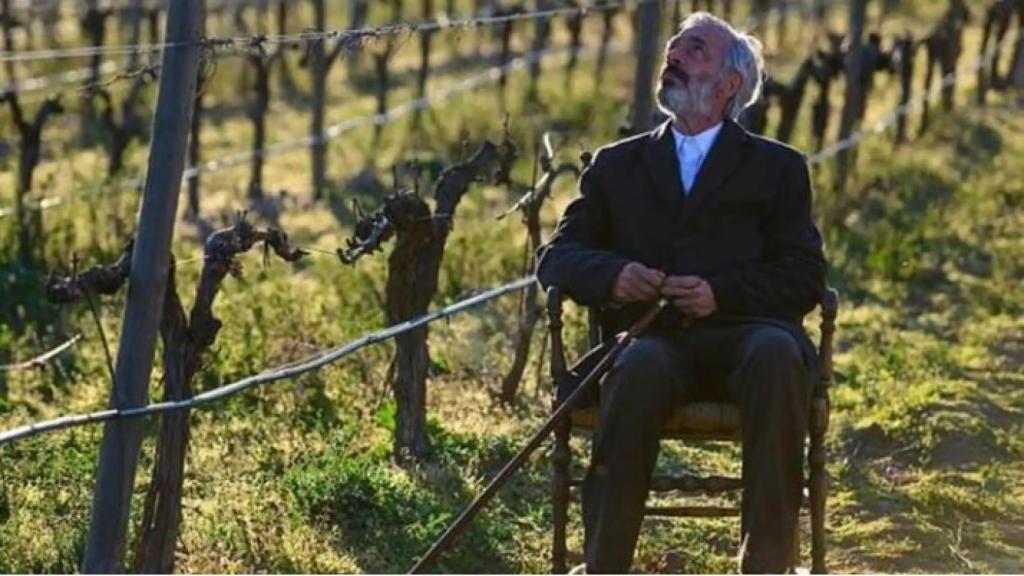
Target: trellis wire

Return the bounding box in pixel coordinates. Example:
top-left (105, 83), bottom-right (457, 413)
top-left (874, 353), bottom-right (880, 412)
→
top-left (0, 275), bottom-right (535, 446)
top-left (1, 60), bottom-right (118, 95)
top-left (0, 334), bottom-right (83, 372)
top-left (182, 0), bottom-right (827, 177)
top-left (0, 0), bottom-right (790, 64)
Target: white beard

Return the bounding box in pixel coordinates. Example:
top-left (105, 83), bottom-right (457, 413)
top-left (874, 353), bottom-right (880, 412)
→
top-left (656, 74), bottom-right (718, 120)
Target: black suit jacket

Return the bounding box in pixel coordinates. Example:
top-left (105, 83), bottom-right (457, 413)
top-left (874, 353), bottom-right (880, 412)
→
top-left (537, 118), bottom-right (827, 357)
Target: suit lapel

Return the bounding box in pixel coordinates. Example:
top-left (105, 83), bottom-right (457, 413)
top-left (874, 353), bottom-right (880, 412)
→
top-left (679, 119), bottom-right (751, 224)
top-left (641, 121), bottom-right (685, 214)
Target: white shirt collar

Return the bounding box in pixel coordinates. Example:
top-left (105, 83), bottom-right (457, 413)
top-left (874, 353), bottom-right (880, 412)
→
top-left (670, 121), bottom-right (724, 154)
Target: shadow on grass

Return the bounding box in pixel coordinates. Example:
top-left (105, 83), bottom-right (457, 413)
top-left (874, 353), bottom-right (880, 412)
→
top-left (286, 419), bottom-right (551, 572)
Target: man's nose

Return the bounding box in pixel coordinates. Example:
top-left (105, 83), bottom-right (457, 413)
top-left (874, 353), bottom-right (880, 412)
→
top-left (666, 43), bottom-right (685, 67)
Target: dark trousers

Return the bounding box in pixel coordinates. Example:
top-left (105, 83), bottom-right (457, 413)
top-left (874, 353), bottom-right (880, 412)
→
top-left (582, 321), bottom-right (812, 573)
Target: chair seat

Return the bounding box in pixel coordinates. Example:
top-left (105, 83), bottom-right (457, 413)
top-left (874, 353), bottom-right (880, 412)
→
top-left (570, 401), bottom-right (742, 441)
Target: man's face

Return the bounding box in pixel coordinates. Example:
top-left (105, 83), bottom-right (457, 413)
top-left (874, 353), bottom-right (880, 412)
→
top-left (656, 24), bottom-right (736, 121)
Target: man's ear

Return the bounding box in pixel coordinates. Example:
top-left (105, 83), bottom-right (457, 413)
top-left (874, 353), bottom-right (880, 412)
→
top-left (721, 72), bottom-right (742, 99)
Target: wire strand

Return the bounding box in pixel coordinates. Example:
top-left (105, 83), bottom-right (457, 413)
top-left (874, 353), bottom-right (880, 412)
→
top-left (0, 334), bottom-right (83, 372)
top-left (0, 0), bottom-right (706, 64)
top-left (0, 275), bottom-right (535, 446)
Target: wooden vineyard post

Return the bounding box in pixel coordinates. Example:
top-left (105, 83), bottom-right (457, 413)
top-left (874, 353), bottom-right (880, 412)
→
top-left (527, 0), bottom-right (554, 102)
top-left (564, 4), bottom-right (584, 88)
top-left (894, 32), bottom-right (915, 145)
top-left (346, 0), bottom-right (369, 77)
top-left (836, 0), bottom-right (867, 190)
top-left (80, 1), bottom-right (112, 130)
top-left (495, 5), bottom-right (523, 114)
top-left (413, 0), bottom-right (435, 131)
top-left (2, 92), bottom-right (64, 264)
top-left (246, 44), bottom-right (279, 201)
top-left (371, 44), bottom-right (395, 150)
top-left (124, 0), bottom-right (146, 71)
top-left (631, 0), bottom-right (662, 132)
top-left (977, 0), bottom-right (1015, 102)
top-left (274, 0), bottom-right (298, 94)
top-left (81, 0), bottom-right (203, 570)
top-left (920, 2), bottom-right (971, 135)
top-left (594, 2), bottom-right (618, 85)
top-left (186, 0), bottom-right (208, 221)
top-left (1, 0), bottom-right (16, 84)
top-left (309, 0), bottom-right (330, 200)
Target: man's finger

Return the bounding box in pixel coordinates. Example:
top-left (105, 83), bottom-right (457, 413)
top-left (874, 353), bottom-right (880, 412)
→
top-left (622, 277), bottom-right (659, 302)
top-left (672, 298), bottom-right (695, 315)
top-left (631, 280), bottom-right (660, 301)
top-left (661, 284), bottom-right (700, 297)
top-left (636, 266), bottom-right (666, 286)
top-left (676, 275), bottom-right (703, 287)
top-left (662, 276), bottom-right (688, 289)
top-left (674, 291), bottom-right (705, 302)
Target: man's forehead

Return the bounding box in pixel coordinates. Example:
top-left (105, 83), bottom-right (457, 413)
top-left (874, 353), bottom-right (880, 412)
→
top-left (672, 23), bottom-right (730, 47)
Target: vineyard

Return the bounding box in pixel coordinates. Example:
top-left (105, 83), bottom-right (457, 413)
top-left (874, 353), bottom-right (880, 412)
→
top-left (1, 0), bottom-right (1023, 572)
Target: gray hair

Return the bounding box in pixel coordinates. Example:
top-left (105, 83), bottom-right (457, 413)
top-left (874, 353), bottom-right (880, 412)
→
top-left (677, 12), bottom-right (765, 119)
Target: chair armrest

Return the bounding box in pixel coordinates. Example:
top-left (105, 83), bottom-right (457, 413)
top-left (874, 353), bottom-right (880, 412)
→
top-left (817, 287), bottom-right (839, 393)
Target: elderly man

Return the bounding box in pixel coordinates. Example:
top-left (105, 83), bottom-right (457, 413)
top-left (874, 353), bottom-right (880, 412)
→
top-left (536, 12), bottom-right (827, 574)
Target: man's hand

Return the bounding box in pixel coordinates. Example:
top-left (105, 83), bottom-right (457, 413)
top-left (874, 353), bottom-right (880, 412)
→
top-left (662, 275), bottom-right (717, 318)
top-left (612, 262), bottom-right (666, 303)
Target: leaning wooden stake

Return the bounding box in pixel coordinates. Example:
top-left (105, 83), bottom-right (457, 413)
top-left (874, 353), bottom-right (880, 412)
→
top-left (81, 0), bottom-right (202, 570)
top-left (409, 297), bottom-right (669, 574)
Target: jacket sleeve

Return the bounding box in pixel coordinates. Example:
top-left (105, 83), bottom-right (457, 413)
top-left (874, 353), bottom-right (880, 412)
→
top-left (706, 153), bottom-right (827, 319)
top-left (535, 152), bottom-right (631, 307)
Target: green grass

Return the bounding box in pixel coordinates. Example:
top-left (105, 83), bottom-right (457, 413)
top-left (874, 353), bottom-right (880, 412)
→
top-left (2, 0), bottom-right (1023, 572)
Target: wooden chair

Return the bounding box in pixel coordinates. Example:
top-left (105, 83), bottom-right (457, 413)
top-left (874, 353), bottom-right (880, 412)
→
top-left (545, 287), bottom-right (839, 573)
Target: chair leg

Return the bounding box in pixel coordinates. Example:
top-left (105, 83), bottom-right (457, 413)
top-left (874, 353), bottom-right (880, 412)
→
top-left (552, 419), bottom-right (571, 573)
top-left (809, 397), bottom-right (828, 574)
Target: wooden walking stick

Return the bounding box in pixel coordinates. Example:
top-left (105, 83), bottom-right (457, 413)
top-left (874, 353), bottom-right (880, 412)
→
top-left (408, 298), bottom-right (670, 574)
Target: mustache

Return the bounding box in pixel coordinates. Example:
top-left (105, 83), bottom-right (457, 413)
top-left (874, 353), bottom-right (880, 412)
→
top-left (660, 67), bottom-right (689, 85)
